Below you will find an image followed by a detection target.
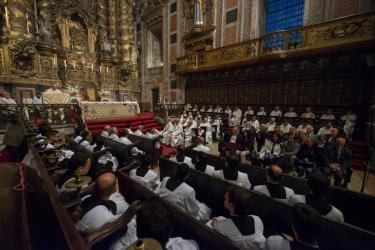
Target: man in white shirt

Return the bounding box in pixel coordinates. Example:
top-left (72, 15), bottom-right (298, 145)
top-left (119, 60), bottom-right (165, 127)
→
top-left (301, 107), bottom-right (315, 119)
top-left (193, 136), bottom-right (210, 153)
top-left (32, 93), bottom-right (43, 104)
top-left (249, 116), bottom-right (260, 131)
top-left (280, 120), bottom-right (292, 135)
top-left (0, 91), bottom-right (17, 104)
top-left (134, 125), bottom-right (144, 137)
top-left (100, 125), bottom-right (112, 138)
top-left (266, 203), bottom-right (322, 250)
top-left (284, 107), bottom-right (298, 118)
top-left (232, 106), bottom-right (242, 126)
top-left (318, 121), bottom-right (333, 136)
top-left (340, 110), bottom-right (357, 139)
top-left (270, 106), bottom-right (282, 117)
top-left (320, 109), bottom-right (335, 120)
top-left (253, 165), bottom-right (294, 202)
top-left (76, 172), bottom-right (129, 231)
top-left (266, 117), bottom-right (277, 132)
top-left (244, 106), bottom-right (254, 117)
top-left (257, 107), bottom-right (267, 116)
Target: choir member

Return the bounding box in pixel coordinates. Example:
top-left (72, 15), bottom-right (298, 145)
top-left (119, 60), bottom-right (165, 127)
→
top-left (317, 121), bottom-right (333, 137)
top-left (134, 125), bottom-right (144, 137)
top-left (100, 125), bottom-right (112, 138)
top-left (301, 107), bottom-right (315, 119)
top-left (170, 145), bottom-right (194, 168)
top-left (76, 172), bottom-right (129, 231)
top-left (253, 165), bottom-right (294, 202)
top-left (157, 163), bottom-right (212, 222)
top-left (289, 173), bottom-right (344, 222)
top-left (244, 106), bottom-right (255, 117)
top-left (192, 151), bottom-right (215, 175)
top-left (270, 106), bottom-right (282, 117)
top-left (320, 109), bottom-right (335, 120)
top-left (193, 137), bottom-right (211, 153)
top-left (340, 110), bottom-right (357, 139)
top-left (171, 118), bottom-right (183, 147)
top-left (257, 106), bottom-right (267, 116)
top-left (207, 186), bottom-right (266, 250)
top-left (161, 117), bottom-right (174, 145)
top-left (130, 155), bottom-right (160, 191)
top-left (284, 107), bottom-right (298, 118)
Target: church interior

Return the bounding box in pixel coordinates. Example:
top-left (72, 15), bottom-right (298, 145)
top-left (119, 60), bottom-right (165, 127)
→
top-left (1, 0), bottom-right (375, 249)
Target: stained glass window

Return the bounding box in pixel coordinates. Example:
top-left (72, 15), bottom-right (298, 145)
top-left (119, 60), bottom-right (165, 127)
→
top-left (266, 0), bottom-right (305, 33)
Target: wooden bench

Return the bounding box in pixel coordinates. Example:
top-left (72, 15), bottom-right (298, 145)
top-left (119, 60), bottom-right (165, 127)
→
top-left (183, 148), bottom-right (375, 232)
top-left (159, 157), bottom-right (375, 250)
top-left (116, 169), bottom-right (240, 250)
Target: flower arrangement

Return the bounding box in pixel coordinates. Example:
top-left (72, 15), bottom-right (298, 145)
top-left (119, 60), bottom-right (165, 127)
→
top-left (64, 85), bottom-right (81, 94)
top-left (98, 88), bottom-right (111, 97)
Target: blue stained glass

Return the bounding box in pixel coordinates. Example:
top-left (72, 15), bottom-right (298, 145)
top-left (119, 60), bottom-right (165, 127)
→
top-left (266, 0), bottom-right (305, 33)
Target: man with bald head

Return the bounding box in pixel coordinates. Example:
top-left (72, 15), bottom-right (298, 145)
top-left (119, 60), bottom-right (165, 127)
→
top-left (253, 165), bottom-right (295, 202)
top-left (328, 137), bottom-right (352, 187)
top-left (193, 136), bottom-right (210, 153)
top-left (76, 172), bottom-right (129, 231)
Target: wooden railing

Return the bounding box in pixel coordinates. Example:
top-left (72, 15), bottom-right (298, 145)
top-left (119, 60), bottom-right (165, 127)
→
top-left (177, 11), bottom-right (375, 73)
top-left (0, 104), bottom-right (83, 130)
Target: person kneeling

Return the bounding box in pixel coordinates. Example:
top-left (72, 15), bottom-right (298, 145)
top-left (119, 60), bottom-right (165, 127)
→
top-left (207, 186), bottom-right (266, 250)
top-left (156, 163), bottom-right (211, 222)
top-left (76, 172), bottom-right (129, 231)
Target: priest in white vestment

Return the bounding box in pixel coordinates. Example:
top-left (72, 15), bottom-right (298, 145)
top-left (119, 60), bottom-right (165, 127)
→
top-left (161, 117), bottom-right (174, 145)
top-left (171, 118), bottom-right (183, 147)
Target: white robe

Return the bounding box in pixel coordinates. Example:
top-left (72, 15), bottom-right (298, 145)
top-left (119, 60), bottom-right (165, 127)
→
top-left (73, 135), bottom-right (83, 143)
top-left (213, 170), bottom-right (251, 189)
top-left (75, 192), bottom-right (129, 232)
top-left (58, 149), bottom-right (75, 163)
top-left (134, 130), bottom-right (144, 137)
top-left (172, 123), bottom-right (183, 147)
top-left (280, 124), bottom-right (292, 134)
top-left (156, 177), bottom-right (212, 222)
top-left (284, 112), bottom-right (298, 118)
top-left (270, 110), bottom-right (282, 117)
top-left (341, 114), bottom-right (357, 138)
top-left (318, 127), bottom-right (332, 136)
top-left (320, 114), bottom-right (335, 120)
top-left (184, 126), bottom-right (194, 147)
top-left (253, 185), bottom-right (294, 203)
top-left (233, 109), bottom-right (242, 126)
top-left (250, 120), bottom-right (260, 131)
top-left (98, 152), bottom-right (119, 172)
top-left (288, 194), bottom-right (344, 223)
top-left (301, 112), bottom-right (316, 119)
top-left (257, 111), bottom-right (267, 116)
top-left (162, 122), bottom-right (174, 144)
top-left (207, 215), bottom-right (266, 250)
top-left (129, 168), bottom-right (160, 191)
top-left (193, 144), bottom-right (211, 154)
top-left (244, 110), bottom-right (254, 117)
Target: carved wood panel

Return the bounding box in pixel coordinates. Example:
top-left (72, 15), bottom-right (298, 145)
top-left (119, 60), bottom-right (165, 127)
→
top-left (319, 80), bottom-right (337, 105)
top-left (303, 81), bottom-right (319, 105)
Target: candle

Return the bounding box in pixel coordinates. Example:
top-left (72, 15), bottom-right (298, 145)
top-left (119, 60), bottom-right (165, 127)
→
top-left (64, 60), bottom-right (67, 69)
top-left (53, 57), bottom-right (56, 66)
top-left (73, 62), bottom-right (76, 69)
top-left (99, 66), bottom-right (102, 73)
top-left (106, 67), bottom-right (109, 74)
top-left (26, 13), bottom-right (30, 35)
top-left (91, 64), bottom-right (94, 71)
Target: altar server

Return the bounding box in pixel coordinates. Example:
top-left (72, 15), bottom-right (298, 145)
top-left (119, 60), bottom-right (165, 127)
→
top-left (207, 186), bottom-right (266, 250)
top-left (184, 120), bottom-right (194, 147)
top-left (156, 163), bottom-right (212, 222)
top-left (162, 117), bottom-right (174, 145)
top-left (171, 118), bottom-right (183, 147)
top-left (288, 173), bottom-right (344, 223)
top-left (130, 155), bottom-right (160, 191)
top-left (192, 151), bottom-right (215, 176)
top-left (170, 145), bottom-right (194, 168)
top-left (76, 172), bottom-right (129, 231)
top-left (213, 153), bottom-right (251, 189)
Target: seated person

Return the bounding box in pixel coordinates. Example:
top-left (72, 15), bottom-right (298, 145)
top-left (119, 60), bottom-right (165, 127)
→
top-left (295, 137), bottom-right (316, 177)
top-left (253, 165), bottom-right (294, 202)
top-left (207, 186), bottom-right (265, 250)
top-left (79, 130), bottom-right (96, 152)
top-left (249, 130), bottom-right (267, 167)
top-left (101, 125), bottom-right (112, 138)
top-left (229, 126), bottom-right (243, 144)
top-left (244, 106), bottom-right (254, 117)
top-left (327, 137), bottom-right (352, 187)
top-left (192, 151), bottom-right (215, 175)
top-left (341, 110), bottom-right (357, 139)
top-left (97, 149), bottom-right (119, 172)
top-left (315, 135), bottom-right (331, 176)
top-left (118, 130), bottom-right (144, 156)
top-left (171, 118), bottom-right (183, 147)
top-left (193, 137), bottom-right (211, 154)
top-left (111, 198), bottom-right (199, 250)
top-left (130, 155), bottom-right (160, 191)
top-left (38, 129), bottom-right (62, 150)
top-left (305, 125), bottom-right (317, 142)
top-left (289, 173), bottom-right (344, 222)
top-left (266, 118), bottom-right (277, 132)
top-left (284, 107), bottom-right (298, 118)
top-left (279, 120), bottom-right (292, 135)
top-left (156, 163), bottom-right (212, 222)
top-left (277, 134), bottom-right (300, 173)
top-left (266, 203), bottom-right (322, 250)
top-left (249, 116), bottom-right (260, 131)
top-left (76, 172), bottom-right (129, 231)
top-left (320, 109), bottom-right (335, 120)
top-left (109, 127), bottom-right (120, 140)
top-left (263, 133), bottom-right (282, 167)
top-left (257, 107), bottom-right (267, 116)
top-left (317, 121), bottom-right (333, 137)
top-left (134, 125), bottom-right (144, 137)
top-left (72, 128), bottom-right (84, 143)
top-left (161, 117), bottom-right (174, 145)
top-left (301, 107), bottom-right (315, 119)
top-left (213, 152), bottom-right (251, 189)
top-left (270, 106), bottom-right (282, 117)
top-left (170, 145), bottom-right (194, 168)
top-left (57, 151), bottom-right (92, 194)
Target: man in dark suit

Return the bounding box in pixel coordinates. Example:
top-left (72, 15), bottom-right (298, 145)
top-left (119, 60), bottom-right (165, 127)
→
top-left (328, 137), bottom-right (352, 187)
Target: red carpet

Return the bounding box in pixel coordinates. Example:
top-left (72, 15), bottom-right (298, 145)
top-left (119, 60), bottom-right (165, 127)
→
top-left (86, 112), bottom-right (162, 134)
top-left (160, 143), bottom-right (176, 156)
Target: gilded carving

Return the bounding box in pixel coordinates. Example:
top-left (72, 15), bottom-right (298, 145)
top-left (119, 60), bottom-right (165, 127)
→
top-left (10, 40), bottom-right (36, 75)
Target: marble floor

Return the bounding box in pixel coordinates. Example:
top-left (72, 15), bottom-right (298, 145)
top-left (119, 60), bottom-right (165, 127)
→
top-left (205, 143), bottom-right (375, 196)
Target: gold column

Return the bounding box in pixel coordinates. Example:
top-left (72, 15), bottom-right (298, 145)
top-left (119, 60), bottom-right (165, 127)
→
top-left (119, 0), bottom-right (130, 62)
top-left (108, 0), bottom-right (117, 58)
top-left (97, 0), bottom-right (108, 41)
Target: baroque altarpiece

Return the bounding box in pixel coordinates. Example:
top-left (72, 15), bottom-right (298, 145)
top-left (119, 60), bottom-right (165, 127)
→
top-left (0, 0), bottom-right (139, 102)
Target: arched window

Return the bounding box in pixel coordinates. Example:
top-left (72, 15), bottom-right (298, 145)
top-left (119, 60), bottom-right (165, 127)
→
top-left (266, 0), bottom-right (305, 33)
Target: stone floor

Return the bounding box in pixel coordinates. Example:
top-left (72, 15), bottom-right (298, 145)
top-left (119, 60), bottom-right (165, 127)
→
top-left (206, 142), bottom-right (375, 196)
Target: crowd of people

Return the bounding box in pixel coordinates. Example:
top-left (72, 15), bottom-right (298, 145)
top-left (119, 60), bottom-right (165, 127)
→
top-left (32, 116), bottom-right (351, 250)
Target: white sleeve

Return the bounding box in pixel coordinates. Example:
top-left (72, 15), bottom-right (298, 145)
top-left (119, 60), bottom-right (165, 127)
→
top-left (110, 192), bottom-right (129, 215)
top-left (184, 190), bottom-right (200, 217)
top-left (109, 219), bottom-right (138, 250)
top-left (265, 235), bottom-right (290, 250)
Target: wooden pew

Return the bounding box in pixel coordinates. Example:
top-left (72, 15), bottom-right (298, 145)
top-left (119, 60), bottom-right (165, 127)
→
top-left (159, 157), bottom-right (375, 250)
top-left (116, 169), bottom-right (240, 250)
top-left (99, 136), bottom-right (132, 167)
top-left (184, 148), bottom-right (375, 232)
top-left (127, 133), bottom-right (158, 155)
